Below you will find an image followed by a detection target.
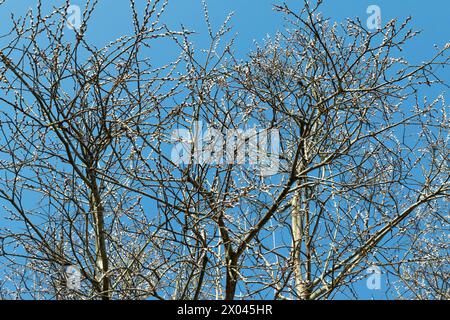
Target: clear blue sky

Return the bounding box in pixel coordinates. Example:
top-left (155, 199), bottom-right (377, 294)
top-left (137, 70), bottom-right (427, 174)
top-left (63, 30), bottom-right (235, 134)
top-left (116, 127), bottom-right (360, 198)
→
top-left (2, 0), bottom-right (450, 58)
top-left (2, 0), bottom-right (448, 95)
top-left (0, 0), bottom-right (448, 299)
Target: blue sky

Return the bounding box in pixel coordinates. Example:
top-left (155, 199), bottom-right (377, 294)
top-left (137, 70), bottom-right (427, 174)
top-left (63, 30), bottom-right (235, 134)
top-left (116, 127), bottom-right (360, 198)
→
top-left (1, 0), bottom-right (449, 80)
top-left (0, 0), bottom-right (448, 299)
top-left (2, 1), bottom-right (450, 57)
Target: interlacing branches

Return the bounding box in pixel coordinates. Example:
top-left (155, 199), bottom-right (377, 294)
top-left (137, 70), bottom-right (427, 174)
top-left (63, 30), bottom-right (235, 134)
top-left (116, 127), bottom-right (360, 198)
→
top-left (0, 0), bottom-right (448, 300)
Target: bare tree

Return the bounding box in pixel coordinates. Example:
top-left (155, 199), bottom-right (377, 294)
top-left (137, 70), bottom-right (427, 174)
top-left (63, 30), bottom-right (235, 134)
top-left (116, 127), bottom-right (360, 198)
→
top-left (0, 0), bottom-right (448, 300)
top-left (0, 0), bottom-right (191, 299)
top-left (394, 209), bottom-right (449, 299)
